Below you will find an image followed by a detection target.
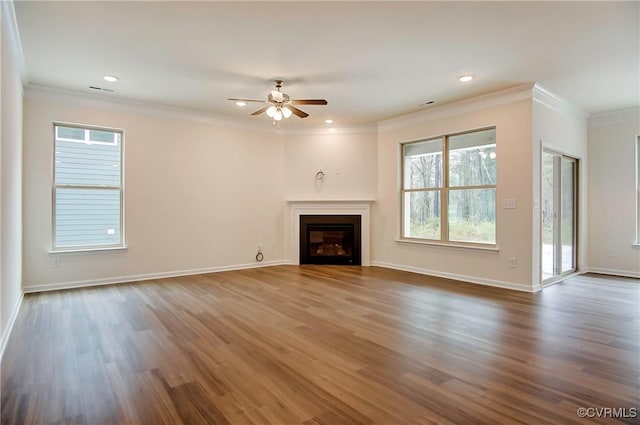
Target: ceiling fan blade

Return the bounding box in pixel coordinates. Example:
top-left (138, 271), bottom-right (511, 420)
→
top-left (290, 99), bottom-right (328, 105)
top-left (251, 106), bottom-right (270, 116)
top-left (287, 105), bottom-right (309, 118)
top-left (228, 98), bottom-right (266, 103)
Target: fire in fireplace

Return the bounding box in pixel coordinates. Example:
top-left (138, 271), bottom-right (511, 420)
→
top-left (300, 215), bottom-right (361, 265)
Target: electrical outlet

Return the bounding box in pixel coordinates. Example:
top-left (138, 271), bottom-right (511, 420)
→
top-left (50, 257), bottom-right (61, 268)
top-left (508, 257), bottom-right (517, 268)
top-left (607, 248), bottom-right (615, 257)
top-left (257, 243), bottom-right (263, 252)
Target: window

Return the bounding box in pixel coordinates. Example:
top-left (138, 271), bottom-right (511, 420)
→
top-left (401, 127), bottom-right (496, 245)
top-left (53, 124), bottom-right (124, 251)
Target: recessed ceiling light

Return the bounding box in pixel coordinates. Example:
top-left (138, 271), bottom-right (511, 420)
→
top-left (458, 75), bottom-right (473, 82)
top-left (235, 101), bottom-right (247, 107)
top-left (324, 119), bottom-right (334, 124)
top-left (103, 75), bottom-right (119, 82)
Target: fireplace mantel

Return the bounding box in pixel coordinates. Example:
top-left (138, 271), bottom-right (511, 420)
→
top-left (287, 200), bottom-right (373, 266)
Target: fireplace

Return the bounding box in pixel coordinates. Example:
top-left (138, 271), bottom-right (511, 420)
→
top-left (300, 215), bottom-right (361, 265)
top-left (288, 200), bottom-right (372, 265)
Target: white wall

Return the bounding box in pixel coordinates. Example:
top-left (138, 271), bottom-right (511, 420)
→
top-left (1, 1), bottom-right (25, 354)
top-left (373, 85), bottom-right (536, 291)
top-left (22, 88), bottom-right (286, 290)
top-left (532, 86), bottom-right (589, 286)
top-left (284, 129), bottom-right (378, 201)
top-left (587, 108), bottom-right (640, 277)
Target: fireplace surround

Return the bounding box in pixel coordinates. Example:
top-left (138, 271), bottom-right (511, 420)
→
top-left (287, 200), bottom-right (373, 266)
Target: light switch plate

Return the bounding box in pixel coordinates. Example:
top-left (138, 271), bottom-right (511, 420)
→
top-left (503, 198), bottom-right (517, 209)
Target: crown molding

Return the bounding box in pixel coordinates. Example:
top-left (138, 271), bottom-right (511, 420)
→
top-left (532, 83), bottom-right (588, 122)
top-left (281, 124), bottom-right (377, 136)
top-left (1, 0), bottom-right (28, 86)
top-left (377, 83), bottom-right (536, 132)
top-left (588, 106), bottom-right (640, 126)
top-left (25, 84), bottom-right (281, 134)
top-left (25, 82), bottom-right (605, 137)
top-left (24, 84), bottom-right (377, 136)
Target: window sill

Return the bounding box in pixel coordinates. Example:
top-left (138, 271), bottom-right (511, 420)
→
top-left (396, 238), bottom-right (499, 253)
top-left (49, 245), bottom-right (128, 254)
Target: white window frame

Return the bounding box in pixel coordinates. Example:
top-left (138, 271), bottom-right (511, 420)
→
top-left (52, 122), bottom-right (125, 252)
top-left (400, 127), bottom-right (497, 248)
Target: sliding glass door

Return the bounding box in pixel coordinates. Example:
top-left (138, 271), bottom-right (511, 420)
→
top-left (542, 151), bottom-right (577, 284)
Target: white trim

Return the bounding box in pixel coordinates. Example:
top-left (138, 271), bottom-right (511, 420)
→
top-left (23, 259), bottom-right (289, 293)
top-left (24, 85), bottom-right (377, 135)
top-left (282, 125), bottom-right (378, 136)
top-left (532, 83), bottom-right (588, 122)
top-left (0, 290), bottom-right (24, 361)
top-left (378, 83), bottom-right (535, 132)
top-left (286, 199), bottom-right (375, 204)
top-left (49, 245), bottom-right (127, 254)
top-left (1, 0), bottom-right (28, 85)
top-left (588, 106), bottom-right (640, 126)
top-left (584, 267), bottom-right (640, 279)
top-left (288, 200), bottom-right (373, 266)
top-left (25, 85), bottom-right (277, 134)
top-left (371, 261), bottom-right (537, 292)
top-left (541, 270), bottom-right (583, 288)
top-left (395, 238), bottom-right (499, 253)
top-left (541, 144), bottom-right (585, 162)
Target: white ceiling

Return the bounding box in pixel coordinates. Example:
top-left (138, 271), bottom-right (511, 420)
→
top-left (13, 1), bottom-right (640, 128)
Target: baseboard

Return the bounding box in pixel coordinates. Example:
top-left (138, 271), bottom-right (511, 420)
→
top-left (0, 290), bottom-right (24, 362)
top-left (371, 261), bottom-right (536, 292)
top-left (584, 267), bottom-right (640, 279)
top-left (23, 259), bottom-right (289, 293)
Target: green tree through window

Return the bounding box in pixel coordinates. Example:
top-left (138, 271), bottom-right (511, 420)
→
top-left (402, 128), bottom-right (496, 245)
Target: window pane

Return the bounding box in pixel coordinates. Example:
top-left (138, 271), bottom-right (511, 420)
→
top-left (448, 188), bottom-right (495, 244)
top-left (561, 157), bottom-right (575, 272)
top-left (89, 129), bottom-right (119, 143)
top-left (542, 152), bottom-right (555, 279)
top-left (403, 191), bottom-right (441, 239)
top-left (403, 138), bottom-right (443, 189)
top-left (57, 126), bottom-right (85, 140)
top-left (55, 139), bottom-right (121, 186)
top-left (55, 188), bottom-right (121, 248)
top-left (448, 129), bottom-right (496, 187)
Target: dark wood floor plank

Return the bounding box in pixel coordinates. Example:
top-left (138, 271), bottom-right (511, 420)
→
top-left (2, 266), bottom-right (638, 424)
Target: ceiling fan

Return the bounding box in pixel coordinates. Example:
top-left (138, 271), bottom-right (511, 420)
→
top-left (228, 80), bottom-right (328, 121)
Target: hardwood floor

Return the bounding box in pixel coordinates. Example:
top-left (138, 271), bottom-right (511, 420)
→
top-left (1, 266), bottom-right (638, 425)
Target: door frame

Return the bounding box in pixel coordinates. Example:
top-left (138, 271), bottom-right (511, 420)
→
top-left (542, 149), bottom-right (579, 287)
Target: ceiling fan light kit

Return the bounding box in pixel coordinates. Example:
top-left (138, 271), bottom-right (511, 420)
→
top-left (228, 80), bottom-right (328, 123)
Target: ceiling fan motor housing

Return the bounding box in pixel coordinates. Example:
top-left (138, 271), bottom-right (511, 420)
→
top-left (269, 91), bottom-right (289, 104)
